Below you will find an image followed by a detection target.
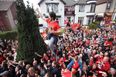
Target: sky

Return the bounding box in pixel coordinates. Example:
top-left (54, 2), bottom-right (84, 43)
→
top-left (23, 0), bottom-right (40, 9)
top-left (23, 0), bottom-right (44, 24)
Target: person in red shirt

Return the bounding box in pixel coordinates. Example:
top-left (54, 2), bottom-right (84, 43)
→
top-left (71, 23), bottom-right (80, 31)
top-left (72, 56), bottom-right (79, 75)
top-left (97, 57), bottom-right (110, 77)
top-left (89, 57), bottom-right (94, 67)
top-left (85, 38), bottom-right (90, 47)
top-left (101, 57), bottom-right (110, 72)
top-left (0, 52), bottom-right (5, 64)
top-left (104, 39), bottom-right (113, 47)
top-left (42, 53), bottom-right (49, 62)
top-left (44, 12), bottom-right (61, 52)
top-left (36, 9), bottom-right (61, 52)
top-left (61, 64), bottom-right (72, 77)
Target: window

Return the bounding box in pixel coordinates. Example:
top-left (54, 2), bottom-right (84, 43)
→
top-left (106, 2), bottom-right (111, 9)
top-left (90, 4), bottom-right (96, 12)
top-left (88, 17), bottom-right (93, 24)
top-left (46, 3), bottom-right (58, 13)
top-left (106, 0), bottom-right (112, 10)
top-left (79, 5), bottom-right (85, 12)
top-left (78, 17), bottom-right (84, 25)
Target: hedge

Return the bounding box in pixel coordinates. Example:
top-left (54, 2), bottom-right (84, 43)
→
top-left (88, 21), bottom-right (100, 30)
top-left (0, 31), bottom-right (17, 40)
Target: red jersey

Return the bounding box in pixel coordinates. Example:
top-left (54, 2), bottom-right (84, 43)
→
top-left (101, 62), bottom-right (110, 71)
top-left (104, 41), bottom-right (113, 47)
top-left (46, 18), bottom-right (60, 31)
top-left (62, 69), bottom-right (72, 77)
top-left (0, 56), bottom-right (5, 64)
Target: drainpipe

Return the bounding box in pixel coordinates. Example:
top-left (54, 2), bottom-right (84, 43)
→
top-left (112, 1), bottom-right (116, 20)
top-left (74, 0), bottom-right (80, 23)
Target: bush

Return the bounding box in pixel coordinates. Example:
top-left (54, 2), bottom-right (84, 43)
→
top-left (114, 19), bottom-right (116, 23)
top-left (88, 21), bottom-right (100, 30)
top-left (0, 31), bottom-right (17, 40)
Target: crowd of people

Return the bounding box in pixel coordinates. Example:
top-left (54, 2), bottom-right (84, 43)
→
top-left (0, 11), bottom-right (116, 77)
top-left (0, 24), bottom-right (116, 77)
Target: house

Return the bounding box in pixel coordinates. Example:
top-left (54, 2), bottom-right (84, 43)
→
top-left (38, 0), bottom-right (66, 27)
top-left (75, 0), bottom-right (97, 25)
top-left (95, 0), bottom-right (108, 17)
top-left (63, 0), bottom-right (76, 24)
top-left (110, 0), bottom-right (116, 20)
top-left (95, 0), bottom-right (116, 20)
top-left (0, 0), bottom-right (16, 31)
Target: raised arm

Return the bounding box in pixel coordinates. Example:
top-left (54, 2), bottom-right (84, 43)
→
top-left (35, 8), bottom-right (44, 20)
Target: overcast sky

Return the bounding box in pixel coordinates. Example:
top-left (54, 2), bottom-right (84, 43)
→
top-left (24, 0), bottom-right (40, 9)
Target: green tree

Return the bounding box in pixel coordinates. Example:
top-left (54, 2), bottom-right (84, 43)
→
top-left (16, 0), bottom-right (47, 62)
top-left (88, 21), bottom-right (99, 30)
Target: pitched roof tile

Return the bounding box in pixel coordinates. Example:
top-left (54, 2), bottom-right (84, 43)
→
top-left (0, 1), bottom-right (14, 11)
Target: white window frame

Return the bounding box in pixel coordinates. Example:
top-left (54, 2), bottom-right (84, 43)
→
top-left (46, 3), bottom-right (59, 13)
top-left (79, 5), bottom-right (85, 12)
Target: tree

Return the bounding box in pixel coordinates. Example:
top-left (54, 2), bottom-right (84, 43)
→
top-left (16, 0), bottom-right (47, 62)
top-left (88, 21), bottom-right (99, 30)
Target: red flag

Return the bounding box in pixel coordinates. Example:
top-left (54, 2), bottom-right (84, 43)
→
top-left (71, 23), bottom-right (80, 31)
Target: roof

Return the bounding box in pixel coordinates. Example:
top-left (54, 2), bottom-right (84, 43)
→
top-left (78, 0), bottom-right (88, 4)
top-left (0, 1), bottom-right (14, 11)
top-left (63, 0), bottom-right (78, 6)
top-left (74, 0), bottom-right (88, 5)
top-left (96, 0), bottom-right (112, 5)
top-left (96, 0), bottom-right (107, 4)
top-left (63, 0), bottom-right (88, 6)
top-left (38, 0), bottom-right (96, 6)
top-left (64, 0), bottom-right (97, 6)
top-left (38, 0), bottom-right (66, 5)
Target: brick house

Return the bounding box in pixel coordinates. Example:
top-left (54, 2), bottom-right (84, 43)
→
top-left (0, 0), bottom-right (16, 31)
